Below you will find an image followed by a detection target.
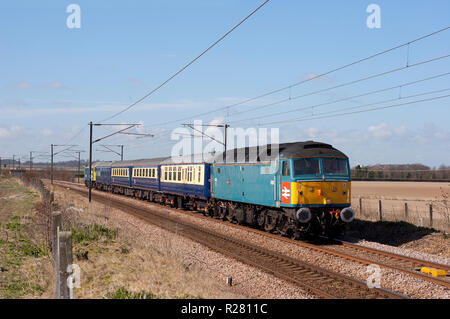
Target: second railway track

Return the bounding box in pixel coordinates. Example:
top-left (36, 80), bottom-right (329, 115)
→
top-left (53, 181), bottom-right (408, 299)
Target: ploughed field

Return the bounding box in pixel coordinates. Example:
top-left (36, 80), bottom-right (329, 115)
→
top-left (351, 181), bottom-right (450, 232)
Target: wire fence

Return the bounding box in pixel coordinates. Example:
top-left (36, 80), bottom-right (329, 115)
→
top-left (353, 196), bottom-right (450, 232)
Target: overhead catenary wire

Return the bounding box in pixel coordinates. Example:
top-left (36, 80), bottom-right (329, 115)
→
top-left (97, 0), bottom-right (271, 124)
top-left (258, 94), bottom-right (450, 125)
top-left (151, 26), bottom-right (450, 127)
top-left (229, 71), bottom-right (450, 124)
top-left (260, 87), bottom-right (450, 125)
top-left (54, 26), bottom-right (450, 155)
top-left (226, 54), bottom-right (450, 119)
top-left (51, 25), bottom-right (450, 160)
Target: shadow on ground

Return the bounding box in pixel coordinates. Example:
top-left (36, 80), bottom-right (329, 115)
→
top-left (342, 219), bottom-right (438, 246)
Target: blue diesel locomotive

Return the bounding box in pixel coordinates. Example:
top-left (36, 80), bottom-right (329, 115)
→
top-left (85, 141), bottom-right (355, 237)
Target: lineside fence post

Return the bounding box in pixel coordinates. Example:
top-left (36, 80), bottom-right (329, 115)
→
top-left (429, 204), bottom-right (433, 228)
top-left (359, 197), bottom-right (363, 216)
top-left (378, 200), bottom-right (382, 221)
top-left (51, 211), bottom-right (62, 263)
top-left (404, 203), bottom-right (408, 219)
top-left (56, 231), bottom-right (72, 299)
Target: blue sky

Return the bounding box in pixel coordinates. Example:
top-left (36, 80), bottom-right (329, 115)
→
top-left (1, 0), bottom-right (449, 167)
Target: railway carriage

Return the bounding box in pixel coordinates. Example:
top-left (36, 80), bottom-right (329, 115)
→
top-left (110, 162), bottom-right (133, 195)
top-left (85, 141), bottom-right (354, 237)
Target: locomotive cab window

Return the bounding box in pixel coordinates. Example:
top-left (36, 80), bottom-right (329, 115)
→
top-left (293, 158), bottom-right (320, 176)
top-left (322, 158), bottom-right (348, 175)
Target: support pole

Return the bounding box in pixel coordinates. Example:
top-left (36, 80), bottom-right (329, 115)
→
top-left (77, 152), bottom-right (81, 184)
top-left (121, 145), bottom-right (123, 161)
top-left (223, 124), bottom-right (229, 163)
top-left (89, 122), bottom-right (93, 202)
top-left (51, 144), bottom-right (54, 184)
top-left (30, 151), bottom-right (33, 171)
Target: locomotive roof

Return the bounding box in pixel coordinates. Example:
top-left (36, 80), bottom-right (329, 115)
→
top-left (213, 141), bottom-right (348, 163)
top-left (92, 141), bottom-right (347, 167)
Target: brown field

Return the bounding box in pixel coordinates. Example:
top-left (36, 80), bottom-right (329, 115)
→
top-left (351, 181), bottom-right (450, 232)
top-left (352, 181), bottom-right (450, 200)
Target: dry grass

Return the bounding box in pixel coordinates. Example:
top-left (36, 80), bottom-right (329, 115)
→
top-left (51, 186), bottom-right (244, 299)
top-left (0, 177), bottom-right (54, 298)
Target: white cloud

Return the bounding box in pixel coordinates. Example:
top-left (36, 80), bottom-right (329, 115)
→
top-left (368, 123), bottom-right (391, 138)
top-left (0, 126), bottom-right (24, 138)
top-left (305, 127), bottom-right (319, 138)
top-left (41, 129), bottom-right (53, 136)
top-left (14, 81), bottom-right (32, 88)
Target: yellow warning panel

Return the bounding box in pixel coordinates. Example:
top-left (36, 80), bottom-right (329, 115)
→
top-left (420, 267), bottom-right (432, 274)
top-left (431, 269), bottom-right (447, 277)
top-left (421, 267), bottom-right (447, 277)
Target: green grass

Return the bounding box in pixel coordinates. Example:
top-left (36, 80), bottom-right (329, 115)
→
top-left (106, 287), bottom-right (156, 299)
top-left (71, 224), bottom-right (118, 245)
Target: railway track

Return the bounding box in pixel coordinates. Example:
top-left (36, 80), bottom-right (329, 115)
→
top-left (53, 181), bottom-right (407, 299)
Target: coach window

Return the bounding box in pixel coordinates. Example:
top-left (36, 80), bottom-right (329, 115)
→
top-left (198, 166), bottom-right (201, 183)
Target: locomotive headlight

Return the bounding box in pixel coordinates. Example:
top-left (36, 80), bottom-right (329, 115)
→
top-left (340, 207), bottom-right (355, 223)
top-left (296, 208), bottom-right (312, 224)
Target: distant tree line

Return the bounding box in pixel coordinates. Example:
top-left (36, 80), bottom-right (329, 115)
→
top-left (351, 164), bottom-right (450, 181)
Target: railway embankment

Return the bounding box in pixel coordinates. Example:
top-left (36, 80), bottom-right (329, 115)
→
top-left (0, 176), bottom-right (53, 298)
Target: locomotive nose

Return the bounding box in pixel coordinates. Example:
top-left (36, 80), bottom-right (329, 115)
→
top-left (340, 207), bottom-right (355, 223)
